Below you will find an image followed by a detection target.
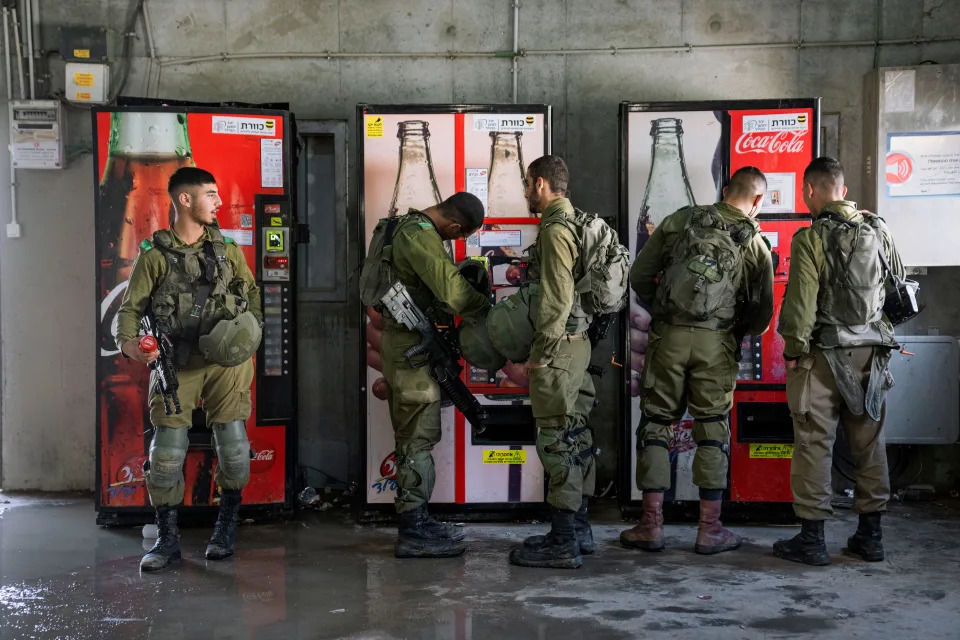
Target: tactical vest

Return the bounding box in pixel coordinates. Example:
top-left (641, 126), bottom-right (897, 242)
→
top-left (811, 210), bottom-right (896, 349)
top-left (148, 227), bottom-right (243, 349)
top-left (359, 212), bottom-right (436, 318)
top-left (653, 205), bottom-right (757, 331)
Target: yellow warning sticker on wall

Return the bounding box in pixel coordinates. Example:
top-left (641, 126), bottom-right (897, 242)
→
top-left (73, 49), bottom-right (91, 59)
top-left (366, 115), bottom-right (384, 138)
top-left (73, 72), bottom-right (95, 87)
top-left (749, 443), bottom-right (794, 459)
top-left (75, 92), bottom-right (92, 101)
top-left (269, 216), bottom-right (283, 227)
top-left (483, 450), bottom-right (526, 464)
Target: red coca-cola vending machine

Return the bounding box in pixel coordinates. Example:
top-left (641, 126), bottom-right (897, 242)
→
top-left (619, 99), bottom-right (819, 518)
top-left (93, 105), bottom-right (299, 525)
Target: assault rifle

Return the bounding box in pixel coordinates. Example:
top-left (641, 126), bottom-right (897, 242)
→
top-left (140, 315), bottom-right (182, 415)
top-left (380, 282), bottom-right (489, 435)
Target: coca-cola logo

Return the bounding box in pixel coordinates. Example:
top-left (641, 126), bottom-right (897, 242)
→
top-left (379, 453), bottom-right (397, 480)
top-left (885, 152), bottom-right (913, 184)
top-left (735, 131), bottom-right (806, 155)
top-left (249, 444), bottom-right (277, 474)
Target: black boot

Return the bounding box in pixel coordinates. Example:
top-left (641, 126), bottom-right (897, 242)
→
top-left (845, 512), bottom-right (884, 562)
top-left (509, 509), bottom-right (582, 569)
top-left (395, 505), bottom-right (466, 558)
top-left (773, 519), bottom-right (830, 566)
top-left (205, 490), bottom-right (242, 561)
top-left (140, 506), bottom-right (181, 572)
top-left (421, 506), bottom-right (466, 542)
top-left (574, 496), bottom-right (595, 554)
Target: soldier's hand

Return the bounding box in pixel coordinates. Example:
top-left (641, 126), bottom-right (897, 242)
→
top-left (785, 358), bottom-right (798, 371)
top-left (122, 339), bottom-right (159, 365)
top-left (523, 361), bottom-right (547, 377)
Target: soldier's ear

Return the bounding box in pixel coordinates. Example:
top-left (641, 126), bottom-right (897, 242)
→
top-left (841, 185), bottom-right (848, 198)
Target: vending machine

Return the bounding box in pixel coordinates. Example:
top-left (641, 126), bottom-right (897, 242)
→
top-left (619, 99), bottom-right (820, 516)
top-left (359, 104), bottom-right (552, 517)
top-left (93, 106), bottom-right (299, 525)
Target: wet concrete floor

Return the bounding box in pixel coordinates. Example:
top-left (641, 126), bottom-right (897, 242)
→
top-left (0, 493), bottom-right (958, 639)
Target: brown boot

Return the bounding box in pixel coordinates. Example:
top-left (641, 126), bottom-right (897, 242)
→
top-left (620, 492), bottom-right (665, 551)
top-left (695, 499), bottom-right (741, 555)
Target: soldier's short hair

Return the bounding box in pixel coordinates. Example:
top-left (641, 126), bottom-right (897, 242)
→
top-left (527, 155), bottom-right (569, 196)
top-left (727, 166), bottom-right (767, 198)
top-left (442, 192), bottom-right (485, 232)
top-left (804, 157), bottom-right (845, 191)
top-left (168, 167), bottom-right (217, 198)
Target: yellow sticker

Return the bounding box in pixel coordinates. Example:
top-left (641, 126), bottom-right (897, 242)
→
top-left (366, 115), bottom-right (383, 138)
top-left (73, 49), bottom-right (91, 59)
top-left (269, 216), bottom-right (283, 227)
top-left (73, 72), bottom-right (95, 87)
top-left (749, 443), bottom-right (794, 459)
top-left (482, 450), bottom-right (526, 464)
top-left (75, 92), bottom-right (92, 101)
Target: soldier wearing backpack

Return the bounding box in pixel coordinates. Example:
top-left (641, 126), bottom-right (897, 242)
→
top-left (359, 193), bottom-right (490, 559)
top-left (508, 155), bottom-right (630, 570)
top-left (621, 166), bottom-right (774, 555)
top-left (774, 157), bottom-right (904, 566)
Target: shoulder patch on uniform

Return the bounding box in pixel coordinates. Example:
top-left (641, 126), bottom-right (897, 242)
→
top-left (760, 235), bottom-right (772, 250)
top-left (224, 236), bottom-right (236, 244)
top-left (139, 239), bottom-right (153, 252)
top-left (418, 222), bottom-right (433, 229)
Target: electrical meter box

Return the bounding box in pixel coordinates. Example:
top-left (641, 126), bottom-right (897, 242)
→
top-left (9, 100), bottom-right (64, 169)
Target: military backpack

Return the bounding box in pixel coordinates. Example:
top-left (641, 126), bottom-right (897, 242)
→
top-left (655, 205), bottom-right (756, 328)
top-left (813, 211), bottom-right (887, 327)
top-left (359, 216), bottom-right (403, 313)
top-left (540, 208), bottom-right (631, 317)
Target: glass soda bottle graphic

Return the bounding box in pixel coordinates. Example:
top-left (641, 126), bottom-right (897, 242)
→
top-left (635, 117), bottom-right (695, 256)
top-left (486, 131), bottom-right (529, 218)
top-left (97, 111), bottom-right (193, 507)
top-left (388, 120), bottom-right (443, 217)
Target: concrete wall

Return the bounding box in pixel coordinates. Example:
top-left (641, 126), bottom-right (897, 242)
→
top-left (2, 0), bottom-right (959, 491)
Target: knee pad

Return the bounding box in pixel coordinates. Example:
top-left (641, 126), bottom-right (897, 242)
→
top-left (147, 427), bottom-right (189, 489)
top-left (212, 420), bottom-right (251, 484)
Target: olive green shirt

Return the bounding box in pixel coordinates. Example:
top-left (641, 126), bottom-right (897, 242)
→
top-left (389, 210), bottom-right (489, 321)
top-left (530, 198), bottom-right (581, 365)
top-left (630, 202), bottom-right (775, 335)
top-left (114, 226), bottom-right (262, 349)
top-left (778, 200), bottom-right (905, 359)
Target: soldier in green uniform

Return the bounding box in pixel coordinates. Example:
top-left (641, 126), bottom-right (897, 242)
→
top-left (115, 167), bottom-right (263, 572)
top-left (366, 193), bottom-right (489, 558)
top-left (774, 157), bottom-right (904, 566)
top-left (508, 156), bottom-right (599, 570)
top-left (621, 167), bottom-right (774, 555)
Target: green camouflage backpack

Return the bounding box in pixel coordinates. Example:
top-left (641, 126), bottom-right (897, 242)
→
top-left (359, 216), bottom-right (402, 312)
top-left (655, 205), bottom-right (757, 328)
top-left (813, 211), bottom-right (886, 326)
top-left (541, 209), bottom-right (630, 316)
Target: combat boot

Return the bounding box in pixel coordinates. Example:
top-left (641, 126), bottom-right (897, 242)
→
top-left (773, 519), bottom-right (831, 566)
top-left (509, 509), bottom-right (582, 569)
top-left (395, 505), bottom-right (466, 558)
top-left (421, 505), bottom-right (466, 542)
top-left (573, 495), bottom-right (595, 554)
top-left (695, 499), bottom-right (742, 555)
top-left (140, 506), bottom-right (181, 572)
top-left (844, 512), bottom-right (884, 562)
top-left (205, 490), bottom-right (242, 560)
top-left (527, 496), bottom-right (595, 554)
top-left (620, 492), bottom-right (665, 551)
